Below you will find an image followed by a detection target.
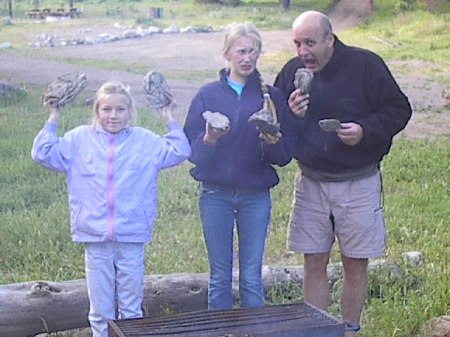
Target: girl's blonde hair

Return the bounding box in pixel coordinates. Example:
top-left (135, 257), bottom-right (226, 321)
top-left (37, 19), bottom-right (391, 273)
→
top-left (222, 22), bottom-right (263, 58)
top-left (91, 81), bottom-right (136, 126)
top-left (223, 23), bottom-right (277, 124)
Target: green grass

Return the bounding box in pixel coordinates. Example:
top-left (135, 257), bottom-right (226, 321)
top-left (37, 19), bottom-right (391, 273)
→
top-left (0, 1), bottom-right (449, 336)
top-left (340, 9), bottom-right (450, 64)
top-left (1, 0), bottom-right (333, 33)
top-left (1, 89), bottom-right (449, 337)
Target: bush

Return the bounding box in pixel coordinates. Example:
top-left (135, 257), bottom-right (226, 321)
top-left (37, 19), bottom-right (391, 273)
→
top-left (193, 0), bottom-right (241, 5)
top-left (222, 0), bottom-right (241, 7)
top-left (396, 0), bottom-right (416, 11)
top-left (194, 0), bottom-right (221, 4)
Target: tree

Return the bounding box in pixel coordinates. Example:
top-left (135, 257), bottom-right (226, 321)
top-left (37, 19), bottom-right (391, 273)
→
top-left (280, 0), bottom-right (290, 10)
top-left (7, 0), bottom-right (12, 17)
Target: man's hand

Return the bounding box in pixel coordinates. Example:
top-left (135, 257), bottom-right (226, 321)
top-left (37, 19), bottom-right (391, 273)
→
top-left (336, 122), bottom-right (364, 146)
top-left (288, 89), bottom-right (310, 118)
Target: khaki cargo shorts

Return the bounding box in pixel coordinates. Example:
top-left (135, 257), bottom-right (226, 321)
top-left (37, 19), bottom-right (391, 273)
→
top-left (287, 170), bottom-right (386, 259)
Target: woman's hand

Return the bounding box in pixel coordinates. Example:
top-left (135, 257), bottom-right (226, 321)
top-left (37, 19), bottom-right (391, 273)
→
top-left (203, 123), bottom-right (230, 146)
top-left (259, 131), bottom-right (281, 145)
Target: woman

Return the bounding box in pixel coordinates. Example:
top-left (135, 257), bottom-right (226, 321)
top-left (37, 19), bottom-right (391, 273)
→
top-left (184, 23), bottom-right (295, 309)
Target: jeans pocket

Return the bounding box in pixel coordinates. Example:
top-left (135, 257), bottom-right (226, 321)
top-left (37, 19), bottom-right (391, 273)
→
top-left (200, 184), bottom-right (218, 195)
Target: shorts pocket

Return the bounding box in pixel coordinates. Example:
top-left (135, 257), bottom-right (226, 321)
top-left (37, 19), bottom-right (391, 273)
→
top-left (373, 207), bottom-right (386, 251)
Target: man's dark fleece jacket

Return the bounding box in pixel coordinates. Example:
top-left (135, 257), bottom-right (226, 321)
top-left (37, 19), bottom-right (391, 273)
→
top-left (184, 69), bottom-right (297, 191)
top-left (274, 37), bottom-right (412, 180)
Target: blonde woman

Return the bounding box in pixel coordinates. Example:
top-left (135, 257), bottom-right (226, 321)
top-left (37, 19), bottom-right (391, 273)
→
top-left (32, 81), bottom-right (191, 337)
top-left (184, 23), bottom-right (297, 309)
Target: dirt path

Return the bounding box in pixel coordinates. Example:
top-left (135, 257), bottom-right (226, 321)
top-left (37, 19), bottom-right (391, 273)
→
top-left (328, 0), bottom-right (374, 31)
top-left (1, 0), bottom-right (449, 139)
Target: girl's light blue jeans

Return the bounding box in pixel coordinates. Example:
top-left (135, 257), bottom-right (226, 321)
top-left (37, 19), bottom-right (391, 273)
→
top-left (84, 242), bottom-right (145, 337)
top-left (199, 184), bottom-right (271, 309)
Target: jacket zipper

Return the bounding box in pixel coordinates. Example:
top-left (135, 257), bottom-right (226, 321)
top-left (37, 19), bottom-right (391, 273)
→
top-left (107, 133), bottom-right (115, 241)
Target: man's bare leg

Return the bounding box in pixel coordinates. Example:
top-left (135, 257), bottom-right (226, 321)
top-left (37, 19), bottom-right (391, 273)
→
top-left (341, 255), bottom-right (368, 337)
top-left (303, 253), bottom-right (330, 310)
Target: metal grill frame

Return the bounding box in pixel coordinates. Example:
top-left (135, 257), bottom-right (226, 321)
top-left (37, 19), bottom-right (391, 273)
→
top-left (108, 302), bottom-right (346, 337)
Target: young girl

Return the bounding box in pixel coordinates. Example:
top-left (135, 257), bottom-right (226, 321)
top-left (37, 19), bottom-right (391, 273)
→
top-left (31, 81), bottom-right (191, 337)
top-left (183, 23), bottom-right (296, 309)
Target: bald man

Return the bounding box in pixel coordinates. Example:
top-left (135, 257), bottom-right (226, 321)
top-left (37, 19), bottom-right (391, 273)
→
top-left (274, 10), bottom-right (412, 336)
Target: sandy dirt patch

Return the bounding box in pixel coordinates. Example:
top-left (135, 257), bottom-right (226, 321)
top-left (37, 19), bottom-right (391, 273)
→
top-left (0, 0), bottom-right (448, 142)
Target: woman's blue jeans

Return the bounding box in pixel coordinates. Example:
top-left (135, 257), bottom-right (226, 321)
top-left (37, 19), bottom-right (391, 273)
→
top-left (199, 184), bottom-right (271, 309)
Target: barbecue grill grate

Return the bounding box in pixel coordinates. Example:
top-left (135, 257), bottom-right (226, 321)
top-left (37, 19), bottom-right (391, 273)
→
top-left (109, 302), bottom-right (346, 337)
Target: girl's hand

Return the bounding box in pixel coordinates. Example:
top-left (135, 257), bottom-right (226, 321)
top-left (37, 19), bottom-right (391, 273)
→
top-left (43, 94), bottom-right (61, 124)
top-left (161, 101), bottom-right (176, 123)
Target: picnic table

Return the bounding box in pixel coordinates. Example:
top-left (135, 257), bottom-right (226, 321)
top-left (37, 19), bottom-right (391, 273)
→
top-left (26, 8), bottom-right (50, 19)
top-left (26, 8), bottom-right (81, 19)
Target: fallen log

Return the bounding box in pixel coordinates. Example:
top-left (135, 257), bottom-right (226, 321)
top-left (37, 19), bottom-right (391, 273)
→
top-left (0, 261), bottom-right (393, 337)
top-left (0, 279), bottom-right (90, 337)
top-left (1, 266), bottom-right (304, 337)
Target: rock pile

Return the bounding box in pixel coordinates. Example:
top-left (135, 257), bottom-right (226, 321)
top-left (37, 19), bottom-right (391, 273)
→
top-left (0, 80), bottom-right (24, 101)
top-left (29, 23), bottom-right (216, 49)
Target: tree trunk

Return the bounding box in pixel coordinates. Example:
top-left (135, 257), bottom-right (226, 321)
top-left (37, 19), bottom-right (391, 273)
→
top-left (0, 261), bottom-right (393, 337)
top-left (279, 0), bottom-right (290, 10)
top-left (0, 266), bottom-right (305, 337)
top-left (7, 0), bottom-right (13, 17)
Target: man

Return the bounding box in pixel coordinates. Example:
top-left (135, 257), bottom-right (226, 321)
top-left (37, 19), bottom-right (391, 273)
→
top-left (274, 10), bottom-right (412, 336)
